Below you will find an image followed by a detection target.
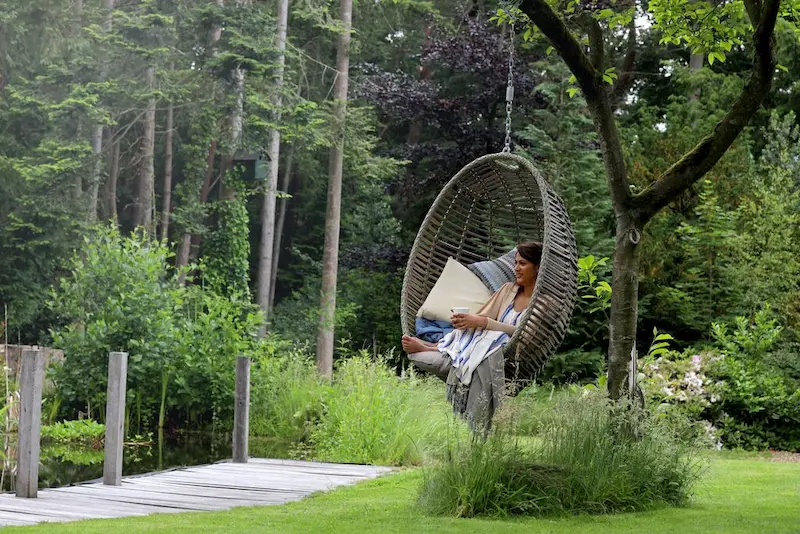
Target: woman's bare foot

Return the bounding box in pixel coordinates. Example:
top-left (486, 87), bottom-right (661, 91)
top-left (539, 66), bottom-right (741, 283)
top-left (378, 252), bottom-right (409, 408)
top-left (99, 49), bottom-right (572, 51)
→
top-left (401, 335), bottom-right (435, 354)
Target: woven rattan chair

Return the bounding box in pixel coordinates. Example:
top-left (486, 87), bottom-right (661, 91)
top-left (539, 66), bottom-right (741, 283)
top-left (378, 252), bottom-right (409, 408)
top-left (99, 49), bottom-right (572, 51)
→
top-left (401, 153), bottom-right (579, 386)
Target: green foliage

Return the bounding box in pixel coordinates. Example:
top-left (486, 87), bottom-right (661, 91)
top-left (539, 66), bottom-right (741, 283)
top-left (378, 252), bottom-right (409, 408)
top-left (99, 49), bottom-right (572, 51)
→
top-left (729, 112), bottom-right (800, 332)
top-left (41, 444), bottom-right (105, 466)
top-left (420, 391), bottom-right (703, 517)
top-left (710, 355), bottom-right (800, 451)
top-left (642, 311), bottom-right (800, 452)
top-left (41, 420), bottom-right (105, 446)
top-left (172, 286), bottom-right (263, 430)
top-left (518, 61), bottom-right (613, 257)
top-left (539, 349), bottom-right (605, 385)
top-left (559, 255), bottom-right (612, 355)
top-left (48, 226), bottom-right (262, 431)
top-left (49, 226), bottom-right (180, 425)
top-left (711, 305), bottom-right (783, 361)
top-left (202, 193), bottom-right (252, 301)
top-left (250, 339), bottom-right (328, 442)
top-left (310, 354), bottom-right (457, 466)
top-left (642, 350), bottom-right (726, 448)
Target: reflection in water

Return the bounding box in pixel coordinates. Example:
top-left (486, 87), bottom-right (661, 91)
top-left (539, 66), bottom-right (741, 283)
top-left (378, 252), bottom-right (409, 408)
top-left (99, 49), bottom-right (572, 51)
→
top-left (1, 432), bottom-right (294, 493)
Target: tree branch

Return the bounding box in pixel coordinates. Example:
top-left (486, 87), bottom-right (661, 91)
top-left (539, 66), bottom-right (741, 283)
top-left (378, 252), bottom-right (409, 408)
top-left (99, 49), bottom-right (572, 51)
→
top-left (521, 0), bottom-right (634, 215)
top-left (519, 0), bottom-right (601, 99)
top-left (635, 0), bottom-right (780, 224)
top-left (612, 18), bottom-right (637, 105)
top-left (585, 14), bottom-right (604, 70)
top-left (743, 0), bottom-right (763, 26)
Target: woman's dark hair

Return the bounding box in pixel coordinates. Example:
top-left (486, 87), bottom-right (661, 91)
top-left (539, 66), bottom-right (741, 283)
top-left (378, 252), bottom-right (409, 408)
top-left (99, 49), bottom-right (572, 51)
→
top-left (517, 241), bottom-right (543, 265)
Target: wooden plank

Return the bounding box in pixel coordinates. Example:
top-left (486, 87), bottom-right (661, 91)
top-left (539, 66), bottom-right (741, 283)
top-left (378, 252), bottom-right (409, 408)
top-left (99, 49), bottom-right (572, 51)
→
top-left (126, 480), bottom-right (306, 497)
top-left (70, 482), bottom-right (284, 508)
top-left (0, 457), bottom-right (393, 527)
top-left (149, 472), bottom-right (340, 492)
top-left (179, 464), bottom-right (367, 483)
top-left (121, 479), bottom-right (291, 503)
top-left (0, 512), bottom-right (39, 526)
top-left (103, 351), bottom-right (128, 486)
top-left (201, 462), bottom-right (379, 477)
top-left (16, 349), bottom-right (44, 499)
top-left (49, 486), bottom-right (227, 511)
top-left (232, 356), bottom-right (250, 463)
top-left (0, 500), bottom-right (113, 520)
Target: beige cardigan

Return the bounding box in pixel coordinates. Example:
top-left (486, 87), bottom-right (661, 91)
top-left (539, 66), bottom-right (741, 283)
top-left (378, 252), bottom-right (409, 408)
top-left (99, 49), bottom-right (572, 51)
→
top-left (475, 282), bottom-right (521, 335)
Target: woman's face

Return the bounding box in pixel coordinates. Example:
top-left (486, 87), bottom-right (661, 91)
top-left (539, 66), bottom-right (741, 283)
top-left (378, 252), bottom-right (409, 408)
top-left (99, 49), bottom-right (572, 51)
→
top-left (514, 253), bottom-right (539, 287)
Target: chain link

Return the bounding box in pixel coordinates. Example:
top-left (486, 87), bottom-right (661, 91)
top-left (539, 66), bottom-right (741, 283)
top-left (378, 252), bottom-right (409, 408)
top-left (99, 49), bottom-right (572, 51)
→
top-left (502, 22), bottom-right (515, 153)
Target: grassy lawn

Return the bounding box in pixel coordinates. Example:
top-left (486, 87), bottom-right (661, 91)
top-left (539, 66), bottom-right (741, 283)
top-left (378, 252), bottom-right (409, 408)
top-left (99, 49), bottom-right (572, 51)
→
top-left (5, 454), bottom-right (799, 533)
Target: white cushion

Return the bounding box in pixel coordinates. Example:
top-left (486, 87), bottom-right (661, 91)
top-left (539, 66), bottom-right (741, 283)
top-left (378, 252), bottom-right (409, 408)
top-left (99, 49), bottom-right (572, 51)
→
top-left (416, 257), bottom-right (492, 321)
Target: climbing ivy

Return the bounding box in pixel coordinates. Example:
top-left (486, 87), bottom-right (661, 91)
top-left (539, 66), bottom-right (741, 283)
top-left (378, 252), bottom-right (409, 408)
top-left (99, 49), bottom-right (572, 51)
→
top-left (202, 190), bottom-right (252, 301)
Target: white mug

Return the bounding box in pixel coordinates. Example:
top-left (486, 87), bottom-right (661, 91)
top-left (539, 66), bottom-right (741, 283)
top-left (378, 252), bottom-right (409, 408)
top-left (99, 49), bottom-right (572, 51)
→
top-left (451, 306), bottom-right (470, 315)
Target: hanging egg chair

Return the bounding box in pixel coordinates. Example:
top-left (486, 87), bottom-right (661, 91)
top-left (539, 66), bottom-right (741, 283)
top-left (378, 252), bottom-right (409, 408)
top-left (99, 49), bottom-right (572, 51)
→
top-left (400, 152), bottom-right (579, 385)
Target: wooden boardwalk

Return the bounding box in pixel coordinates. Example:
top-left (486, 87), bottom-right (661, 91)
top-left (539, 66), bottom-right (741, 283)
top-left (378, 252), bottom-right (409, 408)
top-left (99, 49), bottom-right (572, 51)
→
top-left (0, 458), bottom-right (392, 527)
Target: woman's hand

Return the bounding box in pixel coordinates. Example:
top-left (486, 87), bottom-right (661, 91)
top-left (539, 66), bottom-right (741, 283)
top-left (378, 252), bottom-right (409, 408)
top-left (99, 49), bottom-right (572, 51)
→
top-left (451, 313), bottom-right (488, 330)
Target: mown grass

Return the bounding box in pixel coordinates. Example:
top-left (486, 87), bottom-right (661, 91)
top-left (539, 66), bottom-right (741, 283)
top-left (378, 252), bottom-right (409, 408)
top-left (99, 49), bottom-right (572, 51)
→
top-left (5, 455), bottom-right (798, 533)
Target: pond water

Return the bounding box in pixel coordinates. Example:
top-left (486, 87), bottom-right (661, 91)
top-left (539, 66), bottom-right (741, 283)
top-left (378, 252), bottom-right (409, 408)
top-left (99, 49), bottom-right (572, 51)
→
top-left (0, 432), bottom-right (294, 493)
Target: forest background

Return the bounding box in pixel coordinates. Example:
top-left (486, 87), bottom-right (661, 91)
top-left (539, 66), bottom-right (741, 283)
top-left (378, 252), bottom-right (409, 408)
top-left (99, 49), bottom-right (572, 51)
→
top-left (0, 0), bottom-right (798, 450)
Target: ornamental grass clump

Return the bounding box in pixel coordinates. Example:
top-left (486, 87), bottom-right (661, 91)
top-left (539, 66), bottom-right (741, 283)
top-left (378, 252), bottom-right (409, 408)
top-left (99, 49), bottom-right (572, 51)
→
top-left (419, 390), bottom-right (705, 518)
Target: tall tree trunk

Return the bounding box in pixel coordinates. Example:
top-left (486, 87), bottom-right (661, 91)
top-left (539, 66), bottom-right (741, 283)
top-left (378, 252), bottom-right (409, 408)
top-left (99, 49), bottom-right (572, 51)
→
top-left (257, 0), bottom-right (289, 325)
top-left (89, 125), bottom-right (104, 222)
top-left (88, 0), bottom-right (115, 223)
top-left (407, 26), bottom-right (432, 145)
top-left (219, 0), bottom-right (251, 200)
top-left (160, 100), bottom-right (174, 242)
top-left (106, 133), bottom-right (120, 221)
top-left (219, 66), bottom-right (245, 200)
top-left (689, 53), bottom-right (704, 101)
top-left (177, 0), bottom-right (225, 278)
top-left (134, 66), bottom-right (157, 232)
top-left (73, 0), bottom-right (85, 203)
top-left (316, 0), bottom-right (353, 378)
top-left (269, 145), bottom-right (295, 312)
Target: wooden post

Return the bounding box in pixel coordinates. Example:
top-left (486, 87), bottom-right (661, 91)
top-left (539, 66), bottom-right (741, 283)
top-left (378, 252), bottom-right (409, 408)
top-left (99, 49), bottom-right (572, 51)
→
top-left (232, 356), bottom-right (250, 463)
top-left (16, 349), bottom-right (44, 498)
top-left (103, 351), bottom-right (128, 485)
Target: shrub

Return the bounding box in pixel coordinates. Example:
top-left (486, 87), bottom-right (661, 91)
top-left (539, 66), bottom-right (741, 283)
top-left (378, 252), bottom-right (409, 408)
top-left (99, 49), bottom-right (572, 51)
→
top-left (49, 226), bottom-right (181, 428)
top-left (708, 356), bottom-right (800, 451)
top-left (642, 350), bottom-right (725, 448)
top-left (48, 226), bottom-right (263, 432)
top-left (641, 338), bottom-right (800, 451)
top-left (310, 354), bottom-right (458, 466)
top-left (538, 349), bottom-right (605, 385)
top-left (41, 419), bottom-right (105, 446)
top-left (419, 391), bottom-right (704, 517)
top-left (537, 393), bottom-right (703, 513)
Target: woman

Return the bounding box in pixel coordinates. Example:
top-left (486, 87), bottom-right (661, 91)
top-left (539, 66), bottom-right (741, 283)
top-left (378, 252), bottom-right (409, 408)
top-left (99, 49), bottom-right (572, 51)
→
top-left (402, 241), bottom-right (542, 384)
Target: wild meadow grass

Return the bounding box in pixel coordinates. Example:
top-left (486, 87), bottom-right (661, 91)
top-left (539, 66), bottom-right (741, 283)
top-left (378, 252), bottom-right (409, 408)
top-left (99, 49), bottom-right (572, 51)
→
top-left (311, 355), bottom-right (462, 466)
top-left (420, 390), bottom-right (705, 518)
top-left (250, 350), bottom-right (463, 466)
top-left (250, 351), bottom-right (328, 442)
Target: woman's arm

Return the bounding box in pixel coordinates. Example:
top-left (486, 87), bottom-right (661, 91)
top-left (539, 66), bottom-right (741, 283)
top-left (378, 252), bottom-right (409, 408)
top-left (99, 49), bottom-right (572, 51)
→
top-left (485, 318), bottom-right (516, 335)
top-left (450, 313), bottom-right (517, 334)
top-left (451, 283), bottom-right (518, 334)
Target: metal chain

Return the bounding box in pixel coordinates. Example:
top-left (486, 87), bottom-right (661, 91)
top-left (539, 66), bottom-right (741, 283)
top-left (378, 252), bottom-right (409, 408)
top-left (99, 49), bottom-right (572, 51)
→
top-left (503, 22), bottom-right (515, 153)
